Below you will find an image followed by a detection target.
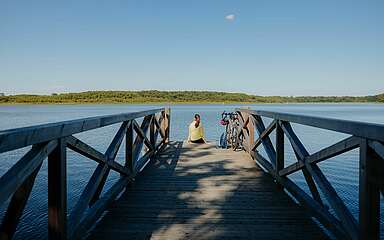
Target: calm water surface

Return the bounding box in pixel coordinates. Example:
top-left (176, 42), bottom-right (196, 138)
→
top-left (0, 104), bottom-right (383, 239)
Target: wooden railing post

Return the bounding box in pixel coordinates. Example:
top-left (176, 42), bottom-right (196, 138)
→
top-left (359, 139), bottom-right (380, 240)
top-left (238, 107), bottom-right (253, 153)
top-left (166, 108), bottom-right (170, 143)
top-left (247, 114), bottom-right (254, 153)
top-left (275, 120), bottom-right (284, 189)
top-left (126, 121), bottom-right (134, 174)
top-left (48, 138), bottom-right (67, 240)
top-left (150, 115), bottom-right (156, 148)
top-left (162, 108), bottom-right (170, 144)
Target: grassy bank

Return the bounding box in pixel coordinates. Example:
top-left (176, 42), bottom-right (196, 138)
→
top-left (0, 91), bottom-right (383, 104)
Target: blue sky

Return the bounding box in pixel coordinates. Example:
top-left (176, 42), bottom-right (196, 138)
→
top-left (0, 0), bottom-right (383, 96)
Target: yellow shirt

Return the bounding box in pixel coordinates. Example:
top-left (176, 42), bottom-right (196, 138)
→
top-left (188, 121), bottom-right (205, 141)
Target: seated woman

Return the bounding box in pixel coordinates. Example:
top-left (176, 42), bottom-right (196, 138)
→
top-left (188, 114), bottom-right (206, 143)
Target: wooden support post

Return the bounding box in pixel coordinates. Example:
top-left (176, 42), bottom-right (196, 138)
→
top-left (247, 114), bottom-right (254, 153)
top-left (162, 108), bottom-right (170, 144)
top-left (165, 108), bottom-right (170, 143)
top-left (254, 115), bottom-right (276, 165)
top-left (126, 120), bottom-right (134, 174)
top-left (238, 107), bottom-right (253, 152)
top-left (48, 138), bottom-right (67, 240)
top-left (90, 121), bottom-right (128, 205)
top-left (0, 163), bottom-right (42, 240)
top-left (275, 120), bottom-right (284, 189)
top-left (359, 139), bottom-right (380, 240)
top-left (150, 115), bottom-right (156, 148)
top-left (89, 169), bottom-right (110, 206)
top-left (149, 115), bottom-right (156, 160)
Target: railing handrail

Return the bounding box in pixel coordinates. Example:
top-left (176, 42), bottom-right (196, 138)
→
top-left (236, 108), bottom-right (384, 240)
top-left (0, 107), bottom-right (170, 239)
top-left (0, 108), bottom-right (165, 153)
top-left (236, 108), bottom-right (384, 142)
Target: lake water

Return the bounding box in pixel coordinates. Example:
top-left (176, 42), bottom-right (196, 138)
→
top-left (0, 104), bottom-right (383, 239)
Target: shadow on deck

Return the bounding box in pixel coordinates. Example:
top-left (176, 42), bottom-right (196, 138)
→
top-left (87, 141), bottom-right (328, 240)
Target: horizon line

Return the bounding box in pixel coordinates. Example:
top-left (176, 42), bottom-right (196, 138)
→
top-left (1, 89), bottom-right (382, 98)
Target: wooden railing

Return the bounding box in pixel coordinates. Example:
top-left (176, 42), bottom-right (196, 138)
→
top-left (236, 108), bottom-right (384, 240)
top-left (0, 108), bottom-right (170, 240)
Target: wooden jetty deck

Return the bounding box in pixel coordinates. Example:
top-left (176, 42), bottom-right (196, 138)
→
top-left (87, 141), bottom-right (327, 240)
top-left (1, 107), bottom-right (383, 240)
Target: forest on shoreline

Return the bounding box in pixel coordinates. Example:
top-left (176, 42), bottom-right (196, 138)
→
top-left (0, 91), bottom-right (383, 104)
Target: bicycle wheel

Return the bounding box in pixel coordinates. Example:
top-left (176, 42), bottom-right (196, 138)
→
top-left (226, 126), bottom-right (232, 147)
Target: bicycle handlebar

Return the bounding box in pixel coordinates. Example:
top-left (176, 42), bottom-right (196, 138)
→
top-left (221, 111), bottom-right (238, 117)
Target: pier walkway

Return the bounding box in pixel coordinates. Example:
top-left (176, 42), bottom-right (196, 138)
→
top-left (87, 141), bottom-right (327, 240)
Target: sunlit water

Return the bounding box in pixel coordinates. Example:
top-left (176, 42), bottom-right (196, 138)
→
top-left (0, 104), bottom-right (383, 239)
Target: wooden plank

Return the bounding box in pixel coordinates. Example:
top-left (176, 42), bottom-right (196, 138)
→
top-left (125, 121), bottom-right (134, 173)
top-left (72, 177), bottom-right (130, 239)
top-left (247, 117), bottom-right (254, 152)
top-left (250, 151), bottom-right (274, 174)
top-left (105, 121), bottom-right (128, 161)
top-left (281, 121), bottom-right (323, 204)
top-left (279, 136), bottom-right (360, 177)
top-left (132, 116), bottom-right (152, 161)
top-left (236, 109), bottom-right (384, 142)
top-left (68, 163), bottom-right (109, 238)
top-left (279, 177), bottom-right (348, 239)
top-left (153, 124), bottom-right (160, 148)
top-left (155, 141), bottom-right (164, 152)
top-left (0, 108), bottom-right (165, 153)
top-left (279, 161), bottom-right (304, 177)
top-left (150, 115), bottom-right (156, 148)
top-left (236, 112), bottom-right (250, 151)
top-left (48, 138), bottom-right (67, 240)
top-left (164, 108), bottom-right (170, 143)
top-left (280, 121), bottom-right (309, 160)
top-left (0, 162), bottom-right (42, 240)
top-left (135, 149), bottom-right (155, 173)
top-left (67, 136), bottom-right (129, 176)
top-left (275, 121), bottom-right (284, 189)
top-left (306, 163), bottom-right (358, 239)
top-left (159, 108), bottom-right (170, 144)
top-left (154, 114), bottom-right (165, 139)
top-left (359, 139), bottom-right (380, 240)
top-left (0, 140), bottom-right (57, 206)
top-left (368, 140), bottom-right (384, 160)
top-left (67, 135), bottom-right (105, 162)
top-left (89, 168), bottom-right (110, 206)
top-left (289, 151), bottom-right (322, 206)
top-left (252, 116), bottom-right (276, 165)
top-left (367, 141), bottom-right (384, 186)
top-left (87, 142), bottom-right (329, 240)
top-left (251, 142), bottom-right (346, 238)
top-left (308, 136), bottom-right (360, 164)
top-left (251, 119), bottom-right (276, 151)
top-left (133, 120), bottom-right (153, 151)
top-left (302, 166), bottom-right (323, 206)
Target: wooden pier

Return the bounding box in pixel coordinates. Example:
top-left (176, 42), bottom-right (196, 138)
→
top-left (87, 141), bottom-right (326, 240)
top-left (0, 107), bottom-right (383, 240)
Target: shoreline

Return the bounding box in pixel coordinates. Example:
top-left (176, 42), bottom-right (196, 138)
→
top-left (0, 101), bottom-right (383, 106)
top-left (1, 91), bottom-right (382, 105)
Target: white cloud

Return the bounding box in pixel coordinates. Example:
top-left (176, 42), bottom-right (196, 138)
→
top-left (225, 14), bottom-right (235, 22)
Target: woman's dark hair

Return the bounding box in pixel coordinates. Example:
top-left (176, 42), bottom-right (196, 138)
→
top-left (194, 114), bottom-right (200, 128)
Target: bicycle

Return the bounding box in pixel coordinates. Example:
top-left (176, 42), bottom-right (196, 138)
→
top-left (219, 111), bottom-right (244, 151)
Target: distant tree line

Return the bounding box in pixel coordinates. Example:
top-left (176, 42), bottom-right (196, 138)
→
top-left (0, 91), bottom-right (383, 104)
